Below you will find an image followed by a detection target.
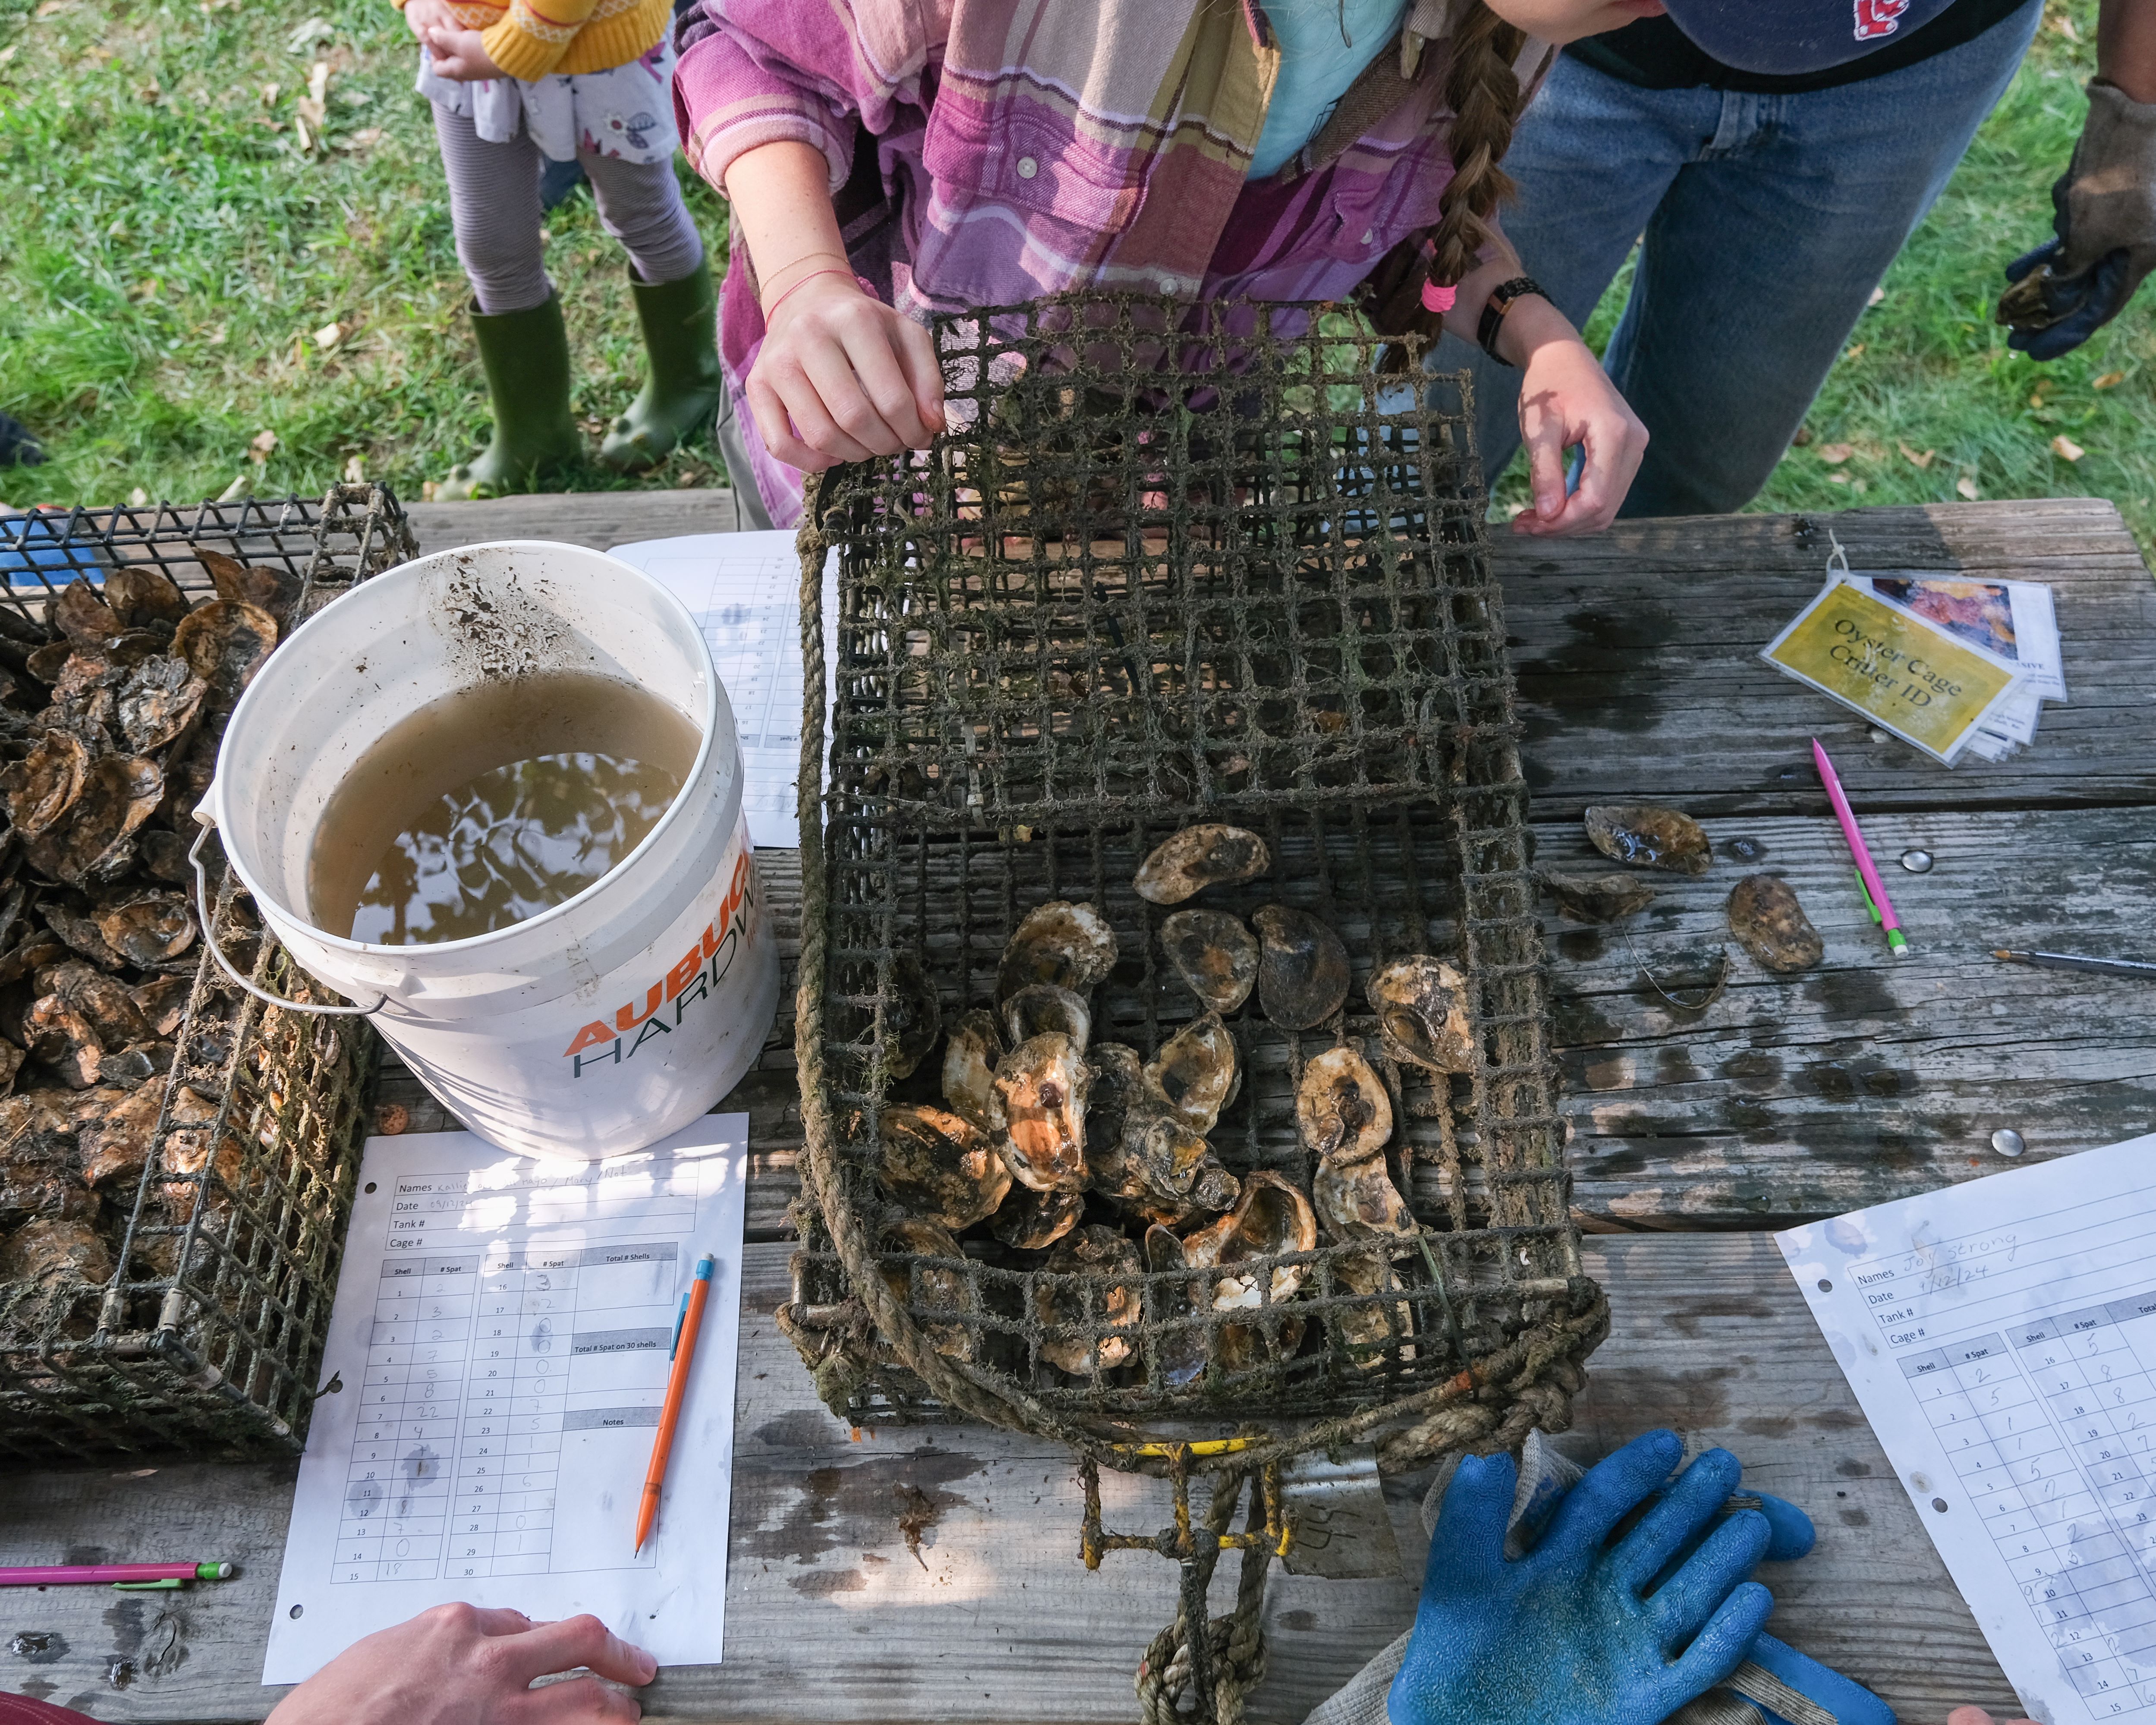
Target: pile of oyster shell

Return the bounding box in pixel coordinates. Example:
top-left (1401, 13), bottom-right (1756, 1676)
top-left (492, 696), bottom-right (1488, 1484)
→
top-left (0, 552), bottom-right (296, 1306)
top-left (866, 823), bottom-right (1477, 1382)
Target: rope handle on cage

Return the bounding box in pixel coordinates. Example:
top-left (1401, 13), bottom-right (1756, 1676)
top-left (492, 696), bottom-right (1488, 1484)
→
top-left (186, 819), bottom-right (386, 1018)
top-left (790, 475), bottom-right (1613, 1475)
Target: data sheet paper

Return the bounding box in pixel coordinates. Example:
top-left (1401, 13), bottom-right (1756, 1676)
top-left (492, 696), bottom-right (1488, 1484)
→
top-left (263, 1115), bottom-right (749, 1684)
top-left (1778, 1134), bottom-right (2156, 1721)
top-left (606, 531), bottom-right (837, 850)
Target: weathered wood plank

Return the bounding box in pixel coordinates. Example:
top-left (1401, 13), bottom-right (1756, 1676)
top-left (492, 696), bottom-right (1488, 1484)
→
top-left (402, 489), bottom-right (740, 555)
top-left (0, 1236), bottom-right (2014, 1722)
top-left (1496, 498), bottom-right (2156, 819)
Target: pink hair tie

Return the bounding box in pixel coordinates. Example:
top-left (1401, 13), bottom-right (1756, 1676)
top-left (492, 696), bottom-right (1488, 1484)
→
top-left (761, 266), bottom-right (875, 321)
top-left (1421, 279), bottom-right (1458, 315)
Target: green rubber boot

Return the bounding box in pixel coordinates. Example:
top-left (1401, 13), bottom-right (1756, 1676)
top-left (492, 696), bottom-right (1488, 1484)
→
top-left (434, 293), bottom-right (584, 501)
top-left (598, 258), bottom-right (724, 473)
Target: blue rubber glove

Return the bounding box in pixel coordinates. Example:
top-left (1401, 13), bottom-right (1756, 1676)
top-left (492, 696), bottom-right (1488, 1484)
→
top-left (1387, 1429), bottom-right (1774, 1725)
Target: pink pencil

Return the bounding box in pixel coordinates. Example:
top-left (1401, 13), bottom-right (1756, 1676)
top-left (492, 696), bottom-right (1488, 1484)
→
top-left (0, 1562), bottom-right (234, 1587)
top-left (1811, 738), bottom-right (1910, 959)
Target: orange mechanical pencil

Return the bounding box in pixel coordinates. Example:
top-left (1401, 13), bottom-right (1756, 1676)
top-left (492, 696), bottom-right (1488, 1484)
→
top-left (634, 1252), bottom-right (714, 1554)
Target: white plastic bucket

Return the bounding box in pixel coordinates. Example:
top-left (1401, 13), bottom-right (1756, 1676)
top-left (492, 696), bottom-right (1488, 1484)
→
top-left (198, 540), bottom-right (781, 1161)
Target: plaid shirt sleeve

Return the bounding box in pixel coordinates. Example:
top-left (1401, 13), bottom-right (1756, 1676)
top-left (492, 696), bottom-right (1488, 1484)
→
top-left (673, 0), bottom-right (950, 197)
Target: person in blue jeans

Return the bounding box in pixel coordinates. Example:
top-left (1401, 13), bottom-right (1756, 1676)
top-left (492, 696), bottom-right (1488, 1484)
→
top-left (1443, 0), bottom-right (2156, 518)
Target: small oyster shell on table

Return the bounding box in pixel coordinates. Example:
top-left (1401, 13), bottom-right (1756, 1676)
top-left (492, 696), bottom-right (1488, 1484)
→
top-left (876, 1103), bottom-right (1011, 1231)
top-left (1583, 804), bottom-right (1711, 876)
top-left (880, 1217), bottom-right (977, 1361)
top-left (991, 1031), bottom-right (1091, 1193)
top-left (1366, 957), bottom-right (1473, 1074)
top-left (1251, 905), bottom-right (1351, 1030)
top-left (989, 1184), bottom-right (1085, 1252)
top-left (1727, 874), bottom-right (1824, 973)
top-left (1160, 908), bottom-right (1259, 1014)
top-left (1001, 982), bottom-right (1091, 1051)
top-left (1036, 1223), bottom-right (1142, 1374)
top-left (1143, 1012), bottom-right (1238, 1132)
top-left (1134, 824), bottom-right (1271, 906)
top-left (1295, 1045), bottom-right (1394, 1164)
top-left (1537, 868), bottom-right (1658, 924)
top-left (941, 1007), bottom-right (1007, 1134)
top-left (995, 900), bottom-right (1119, 1003)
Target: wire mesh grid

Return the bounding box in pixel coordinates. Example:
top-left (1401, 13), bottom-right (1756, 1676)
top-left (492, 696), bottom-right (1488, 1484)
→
top-left (787, 296), bottom-right (1599, 1440)
top-left (0, 485), bottom-right (409, 1462)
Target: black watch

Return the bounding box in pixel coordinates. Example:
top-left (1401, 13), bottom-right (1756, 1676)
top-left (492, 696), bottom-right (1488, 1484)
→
top-left (1477, 276), bottom-right (1549, 366)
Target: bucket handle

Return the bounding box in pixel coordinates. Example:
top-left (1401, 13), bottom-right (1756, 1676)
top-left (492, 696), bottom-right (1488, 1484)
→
top-left (188, 822), bottom-right (387, 1018)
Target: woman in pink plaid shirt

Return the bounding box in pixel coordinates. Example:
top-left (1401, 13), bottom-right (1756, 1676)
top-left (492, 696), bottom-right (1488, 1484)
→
top-left (672, 0), bottom-right (1662, 532)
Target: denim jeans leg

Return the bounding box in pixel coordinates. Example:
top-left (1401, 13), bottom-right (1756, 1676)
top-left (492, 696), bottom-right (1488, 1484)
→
top-left (1604, 0), bottom-right (2044, 516)
top-left (1431, 56), bottom-right (1709, 489)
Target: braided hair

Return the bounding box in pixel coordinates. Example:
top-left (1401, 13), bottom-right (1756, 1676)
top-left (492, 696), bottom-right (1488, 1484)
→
top-left (1353, 3), bottom-right (1530, 368)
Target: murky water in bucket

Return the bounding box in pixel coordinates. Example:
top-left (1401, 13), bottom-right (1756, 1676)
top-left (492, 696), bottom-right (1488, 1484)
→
top-left (307, 670), bottom-right (700, 944)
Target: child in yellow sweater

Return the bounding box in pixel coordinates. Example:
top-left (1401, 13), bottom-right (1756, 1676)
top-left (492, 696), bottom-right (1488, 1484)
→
top-left (398, 0), bottom-right (720, 496)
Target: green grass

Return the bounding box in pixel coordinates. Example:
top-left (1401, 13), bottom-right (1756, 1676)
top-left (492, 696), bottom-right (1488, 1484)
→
top-left (0, 0), bottom-right (2149, 541)
top-left (0, 0), bottom-right (729, 507)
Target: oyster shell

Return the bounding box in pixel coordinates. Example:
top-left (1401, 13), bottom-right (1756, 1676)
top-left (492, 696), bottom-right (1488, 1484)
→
top-left (1143, 1224), bottom-right (1209, 1390)
top-left (94, 891), bottom-right (196, 968)
top-left (102, 564), bottom-right (192, 629)
top-left (880, 1217), bottom-right (976, 1361)
top-left (20, 754), bottom-right (163, 885)
top-left (1251, 905), bottom-right (1350, 1030)
top-left (1001, 982), bottom-right (1091, 1050)
top-left (1583, 804), bottom-right (1711, 876)
top-left (991, 1032), bottom-right (1091, 1193)
top-left (1181, 1170), bottom-right (1318, 1306)
top-left (1134, 824), bottom-right (1271, 906)
top-left (0, 1218), bottom-right (113, 1287)
top-left (1081, 1043), bottom-right (1146, 1199)
top-left (81, 1083), bottom-right (163, 1189)
top-left (131, 975), bottom-right (192, 1039)
top-left (1, 730), bottom-right (88, 839)
top-left (941, 1007), bottom-right (1007, 1134)
top-left (989, 1184), bottom-right (1085, 1252)
top-left (1728, 874), bottom-right (1823, 973)
top-left (1366, 957), bottom-right (1473, 1074)
top-left (995, 900), bottom-right (1119, 1003)
top-left (1143, 1012), bottom-right (1238, 1132)
top-left (1120, 1092), bottom-right (1240, 1218)
top-left (1537, 867), bottom-right (1659, 924)
top-left (8, 995), bottom-right (102, 1088)
top-left (1036, 1223), bottom-right (1141, 1374)
top-left (1160, 908), bottom-right (1259, 1014)
top-left (879, 953), bottom-right (942, 1082)
top-left (876, 1104), bottom-right (1011, 1231)
top-left (117, 655), bottom-right (208, 755)
top-left (1295, 1045), bottom-right (1394, 1164)
top-left (1313, 1149), bottom-right (1417, 1246)
top-left (51, 580), bottom-right (120, 644)
top-left (170, 598), bottom-right (277, 702)
top-left (1331, 1249), bottom-right (1415, 1369)
top-left (35, 959), bottom-right (151, 1048)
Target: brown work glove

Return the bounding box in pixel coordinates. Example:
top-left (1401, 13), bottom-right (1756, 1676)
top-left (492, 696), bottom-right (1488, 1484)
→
top-left (1997, 79), bottom-right (2156, 360)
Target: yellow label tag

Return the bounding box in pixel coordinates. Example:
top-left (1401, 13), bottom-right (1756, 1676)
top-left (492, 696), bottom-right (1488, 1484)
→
top-left (1762, 579), bottom-right (2020, 762)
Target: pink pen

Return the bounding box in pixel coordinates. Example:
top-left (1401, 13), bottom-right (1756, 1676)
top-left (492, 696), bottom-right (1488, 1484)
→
top-left (0, 1562), bottom-right (235, 1589)
top-left (1811, 738), bottom-right (1910, 959)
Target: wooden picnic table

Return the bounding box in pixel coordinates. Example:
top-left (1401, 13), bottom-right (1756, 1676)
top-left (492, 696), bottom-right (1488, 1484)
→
top-left (7, 492), bottom-right (2154, 1723)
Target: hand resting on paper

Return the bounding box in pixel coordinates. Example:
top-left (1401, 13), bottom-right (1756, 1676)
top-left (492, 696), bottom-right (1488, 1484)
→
top-left (264, 1604), bottom-right (655, 1724)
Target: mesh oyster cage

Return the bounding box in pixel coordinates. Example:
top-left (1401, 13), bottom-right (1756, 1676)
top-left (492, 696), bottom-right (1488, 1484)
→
top-left (0, 484), bottom-right (412, 1462)
top-left (786, 296), bottom-right (1607, 1481)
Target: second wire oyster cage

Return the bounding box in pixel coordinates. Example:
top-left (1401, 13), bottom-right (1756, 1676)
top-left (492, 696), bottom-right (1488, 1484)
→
top-left (786, 295), bottom-right (1605, 1447)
